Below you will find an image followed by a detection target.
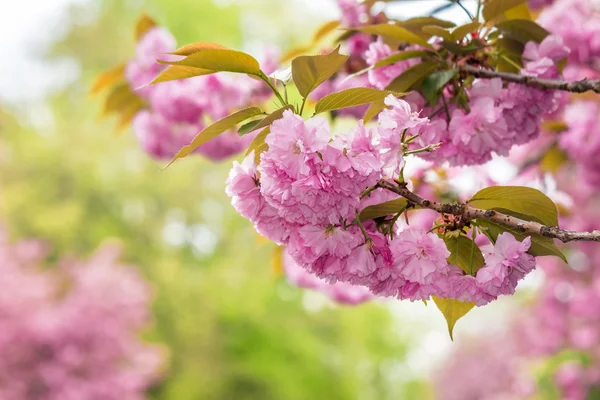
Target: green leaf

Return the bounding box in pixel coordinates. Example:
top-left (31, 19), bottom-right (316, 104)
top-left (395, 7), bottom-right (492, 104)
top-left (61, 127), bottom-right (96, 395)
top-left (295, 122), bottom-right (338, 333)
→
top-left (373, 50), bottom-right (433, 69)
top-left (421, 25), bottom-right (452, 41)
top-left (135, 14), bottom-right (157, 41)
top-left (468, 186), bottom-right (558, 226)
top-left (432, 297), bottom-right (475, 340)
top-left (444, 235), bottom-right (485, 276)
top-left (150, 65), bottom-right (214, 85)
top-left (353, 24), bottom-right (433, 49)
top-left (246, 127), bottom-right (270, 165)
top-left (363, 98), bottom-right (387, 122)
top-left (495, 38), bottom-right (525, 72)
top-left (237, 120), bottom-right (263, 136)
top-left (397, 17), bottom-right (456, 31)
top-left (503, 3), bottom-right (532, 20)
top-left (314, 88), bottom-right (401, 115)
top-left (475, 219), bottom-right (567, 262)
top-left (169, 42), bottom-right (227, 56)
top-left (167, 107), bottom-right (264, 167)
top-left (291, 46), bottom-right (349, 98)
top-left (451, 21), bottom-right (482, 41)
top-left (311, 20), bottom-right (341, 43)
top-left (103, 83), bottom-right (139, 116)
top-left (242, 105), bottom-right (295, 135)
top-left (358, 198), bottom-right (408, 221)
top-left (159, 49), bottom-right (262, 76)
top-left (495, 20), bottom-right (549, 44)
top-left (386, 61), bottom-right (440, 93)
top-left (421, 69), bottom-right (457, 106)
top-left (483, 0), bottom-right (527, 21)
top-left (539, 146), bottom-right (568, 173)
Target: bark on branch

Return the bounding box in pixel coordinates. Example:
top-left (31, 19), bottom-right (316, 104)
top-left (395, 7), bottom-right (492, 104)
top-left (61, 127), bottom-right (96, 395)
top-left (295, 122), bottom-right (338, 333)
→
top-left (459, 64), bottom-right (600, 94)
top-left (377, 179), bottom-right (600, 243)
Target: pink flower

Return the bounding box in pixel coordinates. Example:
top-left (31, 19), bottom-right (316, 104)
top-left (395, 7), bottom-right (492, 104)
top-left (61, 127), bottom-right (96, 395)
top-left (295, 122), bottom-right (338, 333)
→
top-left (226, 152), bottom-right (263, 221)
top-left (390, 229), bottom-right (450, 285)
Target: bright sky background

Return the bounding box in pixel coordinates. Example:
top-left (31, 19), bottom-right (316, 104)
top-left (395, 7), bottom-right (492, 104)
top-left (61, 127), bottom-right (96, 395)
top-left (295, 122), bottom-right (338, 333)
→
top-left (0, 0), bottom-right (476, 104)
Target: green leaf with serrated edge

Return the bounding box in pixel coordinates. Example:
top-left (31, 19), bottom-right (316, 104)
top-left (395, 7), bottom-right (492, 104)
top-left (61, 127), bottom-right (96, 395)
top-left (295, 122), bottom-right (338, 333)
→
top-left (444, 235), bottom-right (485, 276)
top-left (483, 0), bottom-right (527, 21)
top-left (291, 46), bottom-right (349, 98)
top-left (311, 20), bottom-right (341, 43)
top-left (159, 49), bottom-right (261, 76)
top-left (386, 61), bottom-right (439, 93)
top-left (314, 88), bottom-right (401, 115)
top-left (495, 20), bottom-right (549, 44)
top-left (468, 186), bottom-right (558, 226)
top-left (374, 50), bottom-right (433, 69)
top-left (353, 24), bottom-right (433, 49)
top-left (397, 17), bottom-right (456, 31)
top-left (169, 42), bottom-right (227, 56)
top-left (151, 65), bottom-right (215, 85)
top-left (237, 119), bottom-right (262, 136)
top-left (166, 107), bottom-right (264, 167)
top-left (421, 69), bottom-right (457, 106)
top-left (246, 127), bottom-right (270, 165)
top-left (358, 198), bottom-right (408, 222)
top-left (451, 21), bottom-right (482, 41)
top-left (421, 25), bottom-right (452, 41)
top-left (474, 219), bottom-right (567, 262)
top-left (363, 98), bottom-right (387, 122)
top-left (243, 105), bottom-right (295, 136)
top-left (135, 14), bottom-right (157, 41)
top-left (432, 296), bottom-right (475, 340)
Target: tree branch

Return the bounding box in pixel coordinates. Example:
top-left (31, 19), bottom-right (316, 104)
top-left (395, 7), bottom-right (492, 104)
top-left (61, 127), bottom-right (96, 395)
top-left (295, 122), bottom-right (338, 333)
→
top-left (458, 65), bottom-right (600, 94)
top-left (376, 179), bottom-right (600, 243)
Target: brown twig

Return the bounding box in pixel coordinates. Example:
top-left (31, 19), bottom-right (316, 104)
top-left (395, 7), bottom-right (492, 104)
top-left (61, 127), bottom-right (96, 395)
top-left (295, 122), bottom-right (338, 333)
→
top-left (459, 64), bottom-right (600, 94)
top-left (376, 179), bottom-right (600, 243)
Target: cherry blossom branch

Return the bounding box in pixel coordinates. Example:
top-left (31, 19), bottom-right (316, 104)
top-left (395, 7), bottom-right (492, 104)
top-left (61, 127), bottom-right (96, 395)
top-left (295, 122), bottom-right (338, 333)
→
top-left (376, 179), bottom-right (600, 243)
top-left (458, 65), bottom-right (600, 94)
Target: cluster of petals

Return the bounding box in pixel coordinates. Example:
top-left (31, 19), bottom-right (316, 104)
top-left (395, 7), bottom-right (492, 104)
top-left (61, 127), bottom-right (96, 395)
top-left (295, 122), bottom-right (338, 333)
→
top-left (414, 35), bottom-right (570, 166)
top-left (226, 104), bottom-right (538, 306)
top-left (125, 26), bottom-right (274, 160)
top-left (0, 232), bottom-right (163, 400)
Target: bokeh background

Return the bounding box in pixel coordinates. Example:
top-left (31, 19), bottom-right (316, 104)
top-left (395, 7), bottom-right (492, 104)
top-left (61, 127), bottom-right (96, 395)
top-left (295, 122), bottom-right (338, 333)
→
top-left (0, 1), bottom-right (540, 399)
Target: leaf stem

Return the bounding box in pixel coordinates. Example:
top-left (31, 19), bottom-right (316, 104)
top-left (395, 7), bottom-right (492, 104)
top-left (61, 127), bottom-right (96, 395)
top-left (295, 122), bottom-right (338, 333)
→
top-left (260, 73), bottom-right (286, 106)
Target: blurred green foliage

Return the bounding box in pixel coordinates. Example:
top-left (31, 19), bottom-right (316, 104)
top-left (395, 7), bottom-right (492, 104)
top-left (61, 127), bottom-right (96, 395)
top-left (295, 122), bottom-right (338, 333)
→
top-left (0, 0), bottom-right (431, 398)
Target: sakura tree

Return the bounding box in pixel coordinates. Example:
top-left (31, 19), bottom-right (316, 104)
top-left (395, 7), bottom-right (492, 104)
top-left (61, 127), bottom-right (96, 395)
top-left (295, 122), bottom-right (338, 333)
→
top-left (95, 0), bottom-right (600, 338)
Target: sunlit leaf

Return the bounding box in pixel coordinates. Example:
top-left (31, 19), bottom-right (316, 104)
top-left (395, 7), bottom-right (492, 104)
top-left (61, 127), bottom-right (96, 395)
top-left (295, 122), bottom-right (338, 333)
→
top-left (314, 88), bottom-right (402, 115)
top-left (237, 119), bottom-right (263, 136)
top-left (504, 3), bottom-right (532, 20)
top-left (291, 46), bottom-right (349, 98)
top-left (421, 25), bottom-right (452, 41)
top-left (373, 50), bottom-right (433, 69)
top-left (397, 17), bottom-right (456, 31)
top-left (451, 21), bottom-right (482, 41)
top-left (386, 60), bottom-right (439, 93)
top-left (117, 97), bottom-right (146, 130)
top-left (240, 105), bottom-right (294, 136)
top-left (468, 186), bottom-right (558, 226)
top-left (444, 235), bottom-right (485, 276)
top-left (421, 69), bottom-right (457, 106)
top-left (475, 219), bottom-right (567, 262)
top-left (483, 0), bottom-right (527, 21)
top-left (103, 83), bottom-right (139, 116)
top-left (312, 20), bottom-right (341, 43)
top-left (90, 64), bottom-right (125, 95)
top-left (246, 127), bottom-right (271, 165)
top-left (135, 14), bottom-right (157, 41)
top-left (167, 107), bottom-right (264, 167)
top-left (160, 49), bottom-right (262, 76)
top-left (150, 65), bottom-right (214, 85)
top-left (540, 146), bottom-right (568, 173)
top-left (353, 24), bottom-right (433, 49)
top-left (358, 198), bottom-right (408, 221)
top-left (169, 42), bottom-right (227, 56)
top-left (495, 19), bottom-right (549, 44)
top-left (432, 297), bottom-right (475, 340)
top-left (363, 98), bottom-right (387, 122)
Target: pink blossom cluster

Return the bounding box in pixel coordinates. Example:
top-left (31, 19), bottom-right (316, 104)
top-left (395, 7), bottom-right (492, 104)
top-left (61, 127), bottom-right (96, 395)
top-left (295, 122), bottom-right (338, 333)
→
top-left (413, 35), bottom-right (570, 166)
top-left (538, 0), bottom-right (600, 80)
top-left (125, 26), bottom-right (275, 160)
top-left (558, 100), bottom-right (600, 188)
top-left (0, 232), bottom-right (163, 400)
top-left (282, 250), bottom-right (372, 305)
top-left (226, 103), bottom-right (538, 306)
